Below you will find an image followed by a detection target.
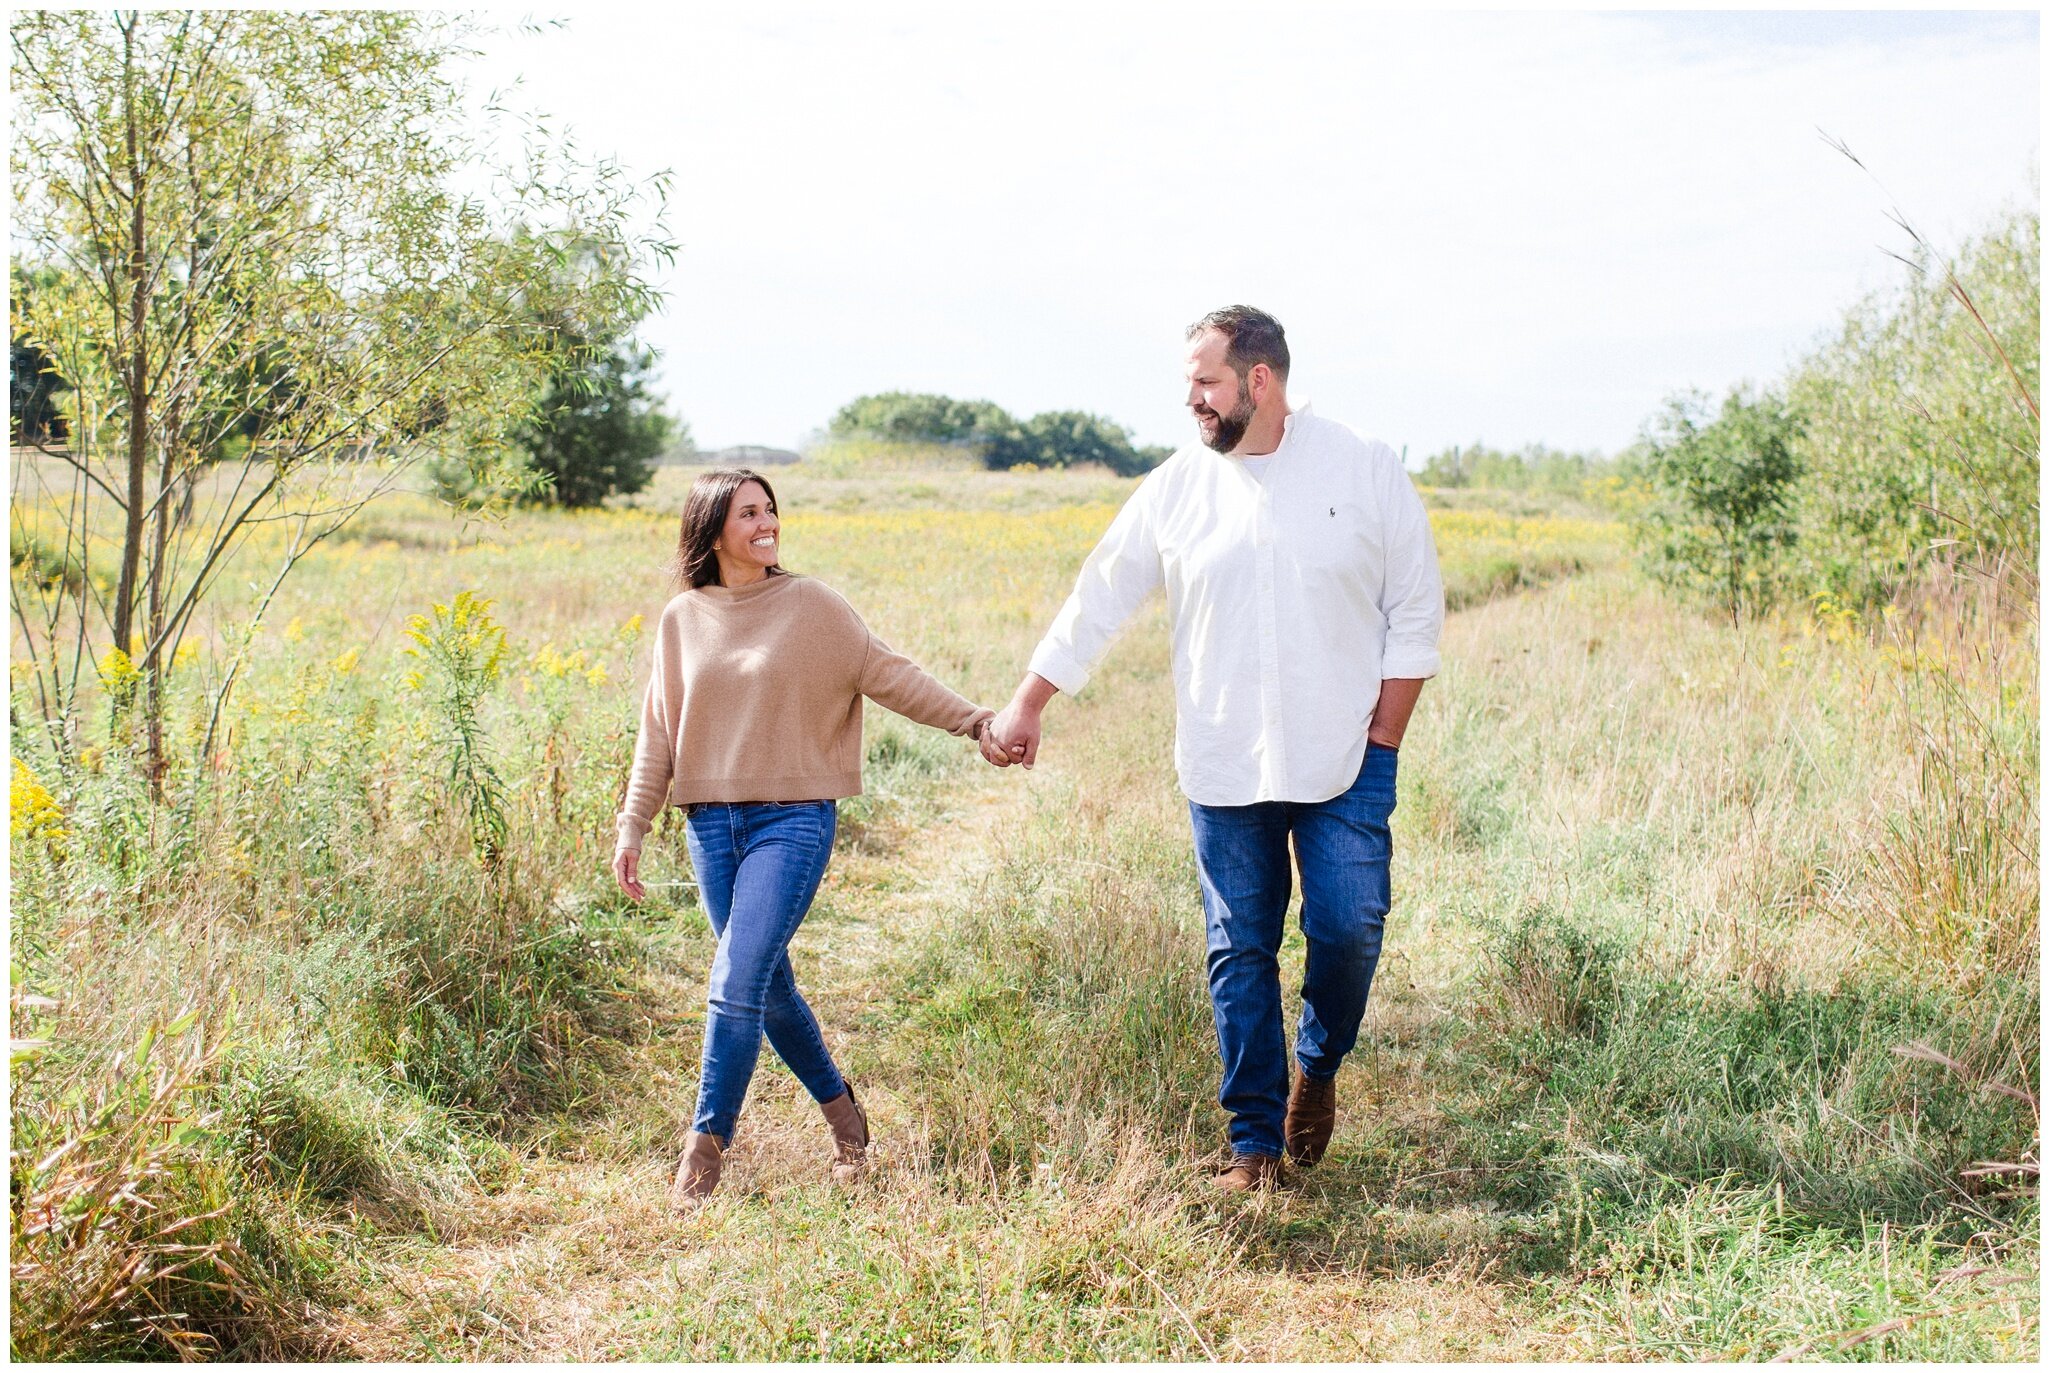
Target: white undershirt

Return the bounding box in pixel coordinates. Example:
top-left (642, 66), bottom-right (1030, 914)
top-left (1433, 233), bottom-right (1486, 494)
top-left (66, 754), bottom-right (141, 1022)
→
top-left (1238, 456), bottom-right (1274, 482)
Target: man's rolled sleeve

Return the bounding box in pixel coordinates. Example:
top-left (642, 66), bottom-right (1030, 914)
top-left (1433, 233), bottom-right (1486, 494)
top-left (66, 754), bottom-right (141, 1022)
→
top-left (1378, 455), bottom-right (1446, 681)
top-left (1026, 639), bottom-right (1092, 696)
top-left (1026, 477), bottom-right (1165, 696)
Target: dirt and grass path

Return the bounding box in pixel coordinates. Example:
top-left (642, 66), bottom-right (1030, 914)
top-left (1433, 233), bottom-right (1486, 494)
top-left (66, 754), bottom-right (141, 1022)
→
top-left (329, 606), bottom-right (1553, 1360)
top-left (322, 563), bottom-right (2036, 1361)
top-left (332, 765), bottom-right (1031, 1358)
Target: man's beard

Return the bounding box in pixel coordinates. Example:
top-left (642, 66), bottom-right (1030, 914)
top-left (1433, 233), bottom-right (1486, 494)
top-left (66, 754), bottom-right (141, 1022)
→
top-left (1196, 388), bottom-right (1257, 453)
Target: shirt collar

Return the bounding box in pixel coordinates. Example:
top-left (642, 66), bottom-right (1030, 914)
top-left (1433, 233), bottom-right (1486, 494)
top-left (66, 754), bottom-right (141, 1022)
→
top-left (1271, 402), bottom-right (1312, 455)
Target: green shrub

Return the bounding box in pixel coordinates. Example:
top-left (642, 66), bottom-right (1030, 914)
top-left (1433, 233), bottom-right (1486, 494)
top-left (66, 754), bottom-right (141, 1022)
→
top-left (1786, 206), bottom-right (2039, 606)
top-left (1629, 386), bottom-right (1803, 622)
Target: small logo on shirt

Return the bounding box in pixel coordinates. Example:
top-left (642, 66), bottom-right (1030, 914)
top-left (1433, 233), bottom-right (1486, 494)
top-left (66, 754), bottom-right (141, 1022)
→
top-left (1329, 507), bottom-right (1336, 517)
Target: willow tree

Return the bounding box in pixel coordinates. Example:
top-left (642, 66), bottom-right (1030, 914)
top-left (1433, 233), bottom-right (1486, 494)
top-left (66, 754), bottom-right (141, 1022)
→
top-left (9, 10), bottom-right (670, 786)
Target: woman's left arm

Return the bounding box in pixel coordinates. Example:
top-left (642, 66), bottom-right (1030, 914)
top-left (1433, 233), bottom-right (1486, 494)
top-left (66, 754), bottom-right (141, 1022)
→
top-left (856, 630), bottom-right (996, 740)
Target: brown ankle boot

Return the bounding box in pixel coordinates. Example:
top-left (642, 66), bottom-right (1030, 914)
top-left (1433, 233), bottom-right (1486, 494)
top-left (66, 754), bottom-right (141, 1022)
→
top-left (669, 1129), bottom-right (727, 1211)
top-left (1211, 1152), bottom-right (1284, 1193)
top-left (1285, 1072), bottom-right (1338, 1166)
top-left (819, 1085), bottom-right (869, 1184)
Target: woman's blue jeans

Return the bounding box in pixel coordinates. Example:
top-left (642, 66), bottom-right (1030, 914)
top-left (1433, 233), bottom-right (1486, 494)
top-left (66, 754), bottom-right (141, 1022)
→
top-left (684, 800), bottom-right (847, 1140)
top-left (1186, 744), bottom-right (1397, 1159)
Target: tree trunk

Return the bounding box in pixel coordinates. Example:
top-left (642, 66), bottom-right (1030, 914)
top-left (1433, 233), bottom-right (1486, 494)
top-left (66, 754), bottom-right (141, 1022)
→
top-left (144, 399), bottom-right (178, 795)
top-left (112, 13), bottom-right (150, 673)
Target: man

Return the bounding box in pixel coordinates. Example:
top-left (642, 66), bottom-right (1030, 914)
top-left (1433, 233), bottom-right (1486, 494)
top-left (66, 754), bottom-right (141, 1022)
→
top-left (988, 306), bottom-right (1444, 1192)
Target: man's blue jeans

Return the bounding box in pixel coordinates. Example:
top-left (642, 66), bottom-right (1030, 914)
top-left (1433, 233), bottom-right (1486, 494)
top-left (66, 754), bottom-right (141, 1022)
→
top-left (684, 800), bottom-right (847, 1140)
top-left (1186, 744), bottom-right (1398, 1159)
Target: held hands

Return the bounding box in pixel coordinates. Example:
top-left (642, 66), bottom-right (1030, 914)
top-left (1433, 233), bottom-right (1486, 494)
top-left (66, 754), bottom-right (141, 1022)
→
top-left (982, 701), bottom-right (1039, 769)
top-left (973, 717), bottom-right (1010, 767)
top-left (982, 673), bottom-right (1055, 769)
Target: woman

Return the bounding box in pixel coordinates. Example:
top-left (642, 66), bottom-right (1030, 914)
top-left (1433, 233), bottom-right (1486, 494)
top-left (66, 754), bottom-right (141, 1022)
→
top-left (613, 467), bottom-right (1007, 1210)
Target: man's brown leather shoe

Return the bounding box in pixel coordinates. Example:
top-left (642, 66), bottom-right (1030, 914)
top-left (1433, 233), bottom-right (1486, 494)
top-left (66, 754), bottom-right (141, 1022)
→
top-left (1285, 1072), bottom-right (1338, 1167)
top-left (669, 1129), bottom-right (727, 1211)
top-left (1211, 1152), bottom-right (1284, 1193)
top-left (819, 1085), bottom-right (870, 1184)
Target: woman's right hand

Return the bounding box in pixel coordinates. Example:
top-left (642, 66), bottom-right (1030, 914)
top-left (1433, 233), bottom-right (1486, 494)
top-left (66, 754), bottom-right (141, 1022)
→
top-left (974, 716), bottom-right (1015, 768)
top-left (613, 847), bottom-right (646, 902)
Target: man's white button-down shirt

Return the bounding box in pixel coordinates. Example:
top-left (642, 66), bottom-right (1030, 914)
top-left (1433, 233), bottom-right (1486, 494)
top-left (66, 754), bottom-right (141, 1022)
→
top-left (1027, 405), bottom-right (1446, 807)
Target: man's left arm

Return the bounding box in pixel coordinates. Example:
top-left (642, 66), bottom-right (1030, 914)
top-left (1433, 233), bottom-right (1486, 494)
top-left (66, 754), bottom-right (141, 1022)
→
top-left (1368, 677), bottom-right (1425, 749)
top-left (1370, 454), bottom-right (1446, 748)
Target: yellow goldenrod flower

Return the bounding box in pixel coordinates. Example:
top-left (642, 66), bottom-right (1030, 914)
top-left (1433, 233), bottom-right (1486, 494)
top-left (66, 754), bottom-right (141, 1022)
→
top-left (97, 646), bottom-right (141, 694)
top-left (11, 759), bottom-right (67, 855)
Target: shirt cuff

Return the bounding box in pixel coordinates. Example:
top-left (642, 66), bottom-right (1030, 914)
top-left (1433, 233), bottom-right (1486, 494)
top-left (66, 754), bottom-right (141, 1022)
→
top-left (1381, 648), bottom-right (1441, 680)
top-left (1027, 640), bottom-right (1091, 695)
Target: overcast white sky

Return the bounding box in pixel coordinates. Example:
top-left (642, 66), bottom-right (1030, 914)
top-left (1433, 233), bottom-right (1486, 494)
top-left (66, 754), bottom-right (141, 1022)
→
top-left (470, 4), bottom-right (2039, 460)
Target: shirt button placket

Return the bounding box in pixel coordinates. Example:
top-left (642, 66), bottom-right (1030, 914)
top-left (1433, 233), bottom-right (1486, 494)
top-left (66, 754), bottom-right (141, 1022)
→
top-left (1254, 477), bottom-right (1287, 797)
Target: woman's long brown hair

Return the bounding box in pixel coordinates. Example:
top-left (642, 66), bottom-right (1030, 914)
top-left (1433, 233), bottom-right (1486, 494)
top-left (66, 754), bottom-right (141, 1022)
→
top-left (669, 467), bottom-right (785, 589)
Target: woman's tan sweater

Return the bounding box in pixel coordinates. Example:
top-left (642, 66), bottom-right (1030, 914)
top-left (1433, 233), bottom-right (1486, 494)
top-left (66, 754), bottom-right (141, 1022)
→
top-left (614, 574), bottom-right (993, 854)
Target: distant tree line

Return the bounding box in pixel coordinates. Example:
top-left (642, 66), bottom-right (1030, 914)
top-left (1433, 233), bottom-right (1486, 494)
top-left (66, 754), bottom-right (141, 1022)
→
top-left (1417, 442), bottom-right (1615, 497)
top-left (827, 391), bottom-right (1170, 476)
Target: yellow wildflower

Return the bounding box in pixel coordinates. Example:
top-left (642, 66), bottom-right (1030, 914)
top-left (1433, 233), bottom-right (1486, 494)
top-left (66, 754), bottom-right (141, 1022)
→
top-left (97, 646), bottom-right (141, 695)
top-left (11, 759), bottom-right (67, 856)
top-left (331, 648), bottom-right (361, 675)
top-left (284, 616), bottom-right (305, 643)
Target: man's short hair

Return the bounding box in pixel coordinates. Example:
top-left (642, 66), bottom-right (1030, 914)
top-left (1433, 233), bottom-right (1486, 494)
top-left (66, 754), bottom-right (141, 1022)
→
top-left (1188, 305), bottom-right (1290, 383)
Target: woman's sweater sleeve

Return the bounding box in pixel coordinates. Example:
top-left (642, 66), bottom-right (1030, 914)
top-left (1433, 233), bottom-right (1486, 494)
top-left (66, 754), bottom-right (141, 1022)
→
top-left (615, 610), bottom-right (679, 854)
top-left (856, 630), bottom-right (994, 737)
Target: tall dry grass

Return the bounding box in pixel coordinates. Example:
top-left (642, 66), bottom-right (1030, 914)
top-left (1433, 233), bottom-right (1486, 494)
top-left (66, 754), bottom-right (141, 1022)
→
top-left (10, 455), bottom-right (2034, 1359)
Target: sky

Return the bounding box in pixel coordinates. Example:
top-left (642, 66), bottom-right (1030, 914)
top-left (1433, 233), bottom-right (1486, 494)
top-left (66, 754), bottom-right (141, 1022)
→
top-left (468, 4), bottom-right (2039, 461)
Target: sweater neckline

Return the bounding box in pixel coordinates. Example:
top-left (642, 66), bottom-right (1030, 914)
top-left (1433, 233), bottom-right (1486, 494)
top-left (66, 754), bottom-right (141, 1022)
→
top-left (696, 572), bottom-right (797, 604)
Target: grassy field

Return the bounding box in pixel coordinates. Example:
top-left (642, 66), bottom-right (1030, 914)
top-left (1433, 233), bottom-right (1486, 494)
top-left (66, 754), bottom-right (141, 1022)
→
top-left (9, 460), bottom-right (2037, 1360)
